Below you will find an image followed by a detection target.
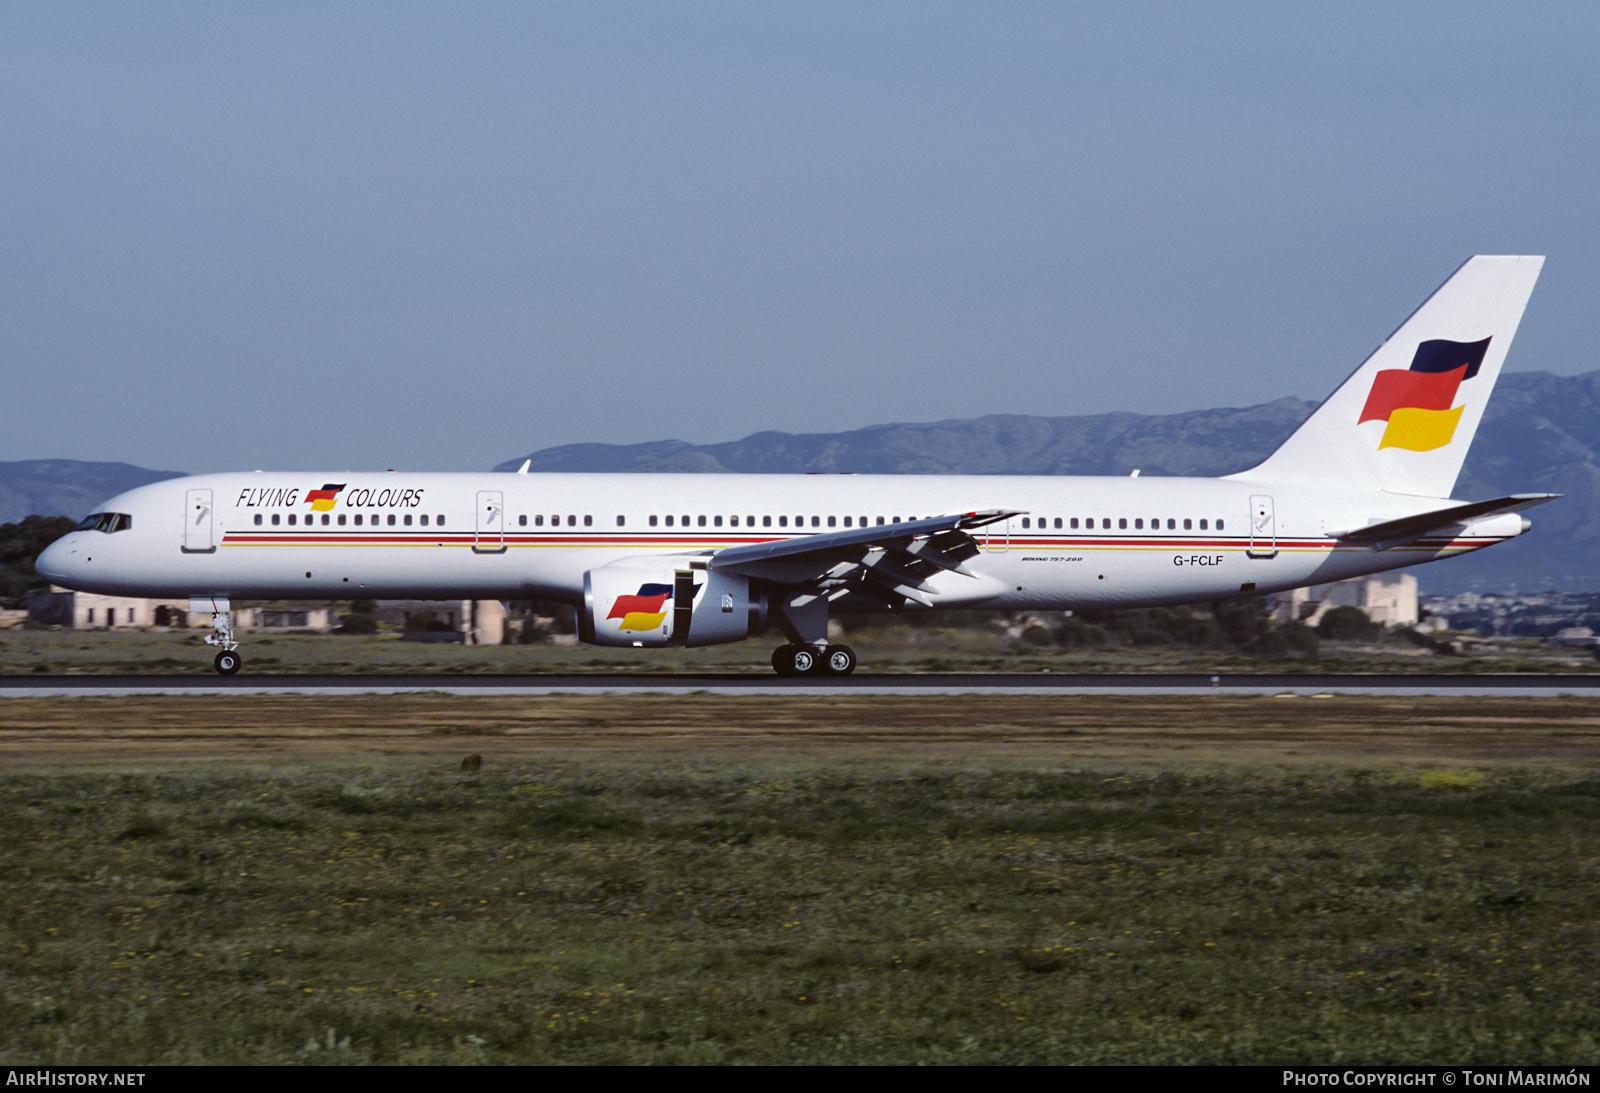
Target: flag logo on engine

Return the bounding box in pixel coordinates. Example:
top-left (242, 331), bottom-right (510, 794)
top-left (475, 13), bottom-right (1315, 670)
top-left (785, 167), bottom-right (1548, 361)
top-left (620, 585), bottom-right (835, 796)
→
top-left (608, 583), bottom-right (674, 631)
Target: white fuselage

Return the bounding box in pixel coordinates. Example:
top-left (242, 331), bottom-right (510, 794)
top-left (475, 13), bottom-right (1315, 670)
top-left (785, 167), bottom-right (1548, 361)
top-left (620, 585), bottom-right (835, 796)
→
top-left (36, 470), bottom-right (1520, 611)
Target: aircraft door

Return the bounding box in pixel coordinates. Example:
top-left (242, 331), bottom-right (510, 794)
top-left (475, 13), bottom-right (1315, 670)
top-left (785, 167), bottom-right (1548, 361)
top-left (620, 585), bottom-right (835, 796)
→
top-left (183, 489), bottom-right (215, 553)
top-left (1247, 495), bottom-right (1277, 559)
top-left (984, 518), bottom-right (1010, 552)
top-left (475, 490), bottom-right (506, 554)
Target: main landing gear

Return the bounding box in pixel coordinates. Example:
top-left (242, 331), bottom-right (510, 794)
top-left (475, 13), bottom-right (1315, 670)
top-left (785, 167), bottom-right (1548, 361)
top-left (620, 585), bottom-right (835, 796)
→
top-left (771, 643), bottom-right (856, 677)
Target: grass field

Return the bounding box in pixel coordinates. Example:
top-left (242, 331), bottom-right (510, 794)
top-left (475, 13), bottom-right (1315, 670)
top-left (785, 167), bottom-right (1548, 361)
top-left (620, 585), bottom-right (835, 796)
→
top-left (1, 626), bottom-right (1594, 675)
top-left (2, 695), bottom-right (1598, 1064)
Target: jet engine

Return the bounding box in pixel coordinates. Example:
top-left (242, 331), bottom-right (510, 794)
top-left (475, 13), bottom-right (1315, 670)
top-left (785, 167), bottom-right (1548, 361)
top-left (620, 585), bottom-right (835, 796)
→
top-left (578, 558), bottom-right (768, 648)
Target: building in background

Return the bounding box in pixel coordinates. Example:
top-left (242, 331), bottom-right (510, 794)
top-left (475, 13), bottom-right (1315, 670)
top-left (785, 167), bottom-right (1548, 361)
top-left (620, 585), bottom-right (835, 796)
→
top-left (21, 589), bottom-right (505, 643)
top-left (1269, 573), bottom-right (1420, 629)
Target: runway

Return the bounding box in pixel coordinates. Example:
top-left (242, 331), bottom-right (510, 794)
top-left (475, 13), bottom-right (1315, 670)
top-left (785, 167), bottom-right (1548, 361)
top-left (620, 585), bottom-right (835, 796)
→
top-left (6, 672), bottom-right (1600, 697)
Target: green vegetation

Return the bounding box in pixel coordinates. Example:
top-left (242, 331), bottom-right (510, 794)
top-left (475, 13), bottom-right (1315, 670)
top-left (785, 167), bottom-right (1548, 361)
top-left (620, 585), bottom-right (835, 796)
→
top-left (0, 623), bottom-right (1589, 676)
top-left (2, 753), bottom-right (1598, 1064)
top-left (1318, 606), bottom-right (1383, 643)
top-left (0, 515), bottom-right (75, 608)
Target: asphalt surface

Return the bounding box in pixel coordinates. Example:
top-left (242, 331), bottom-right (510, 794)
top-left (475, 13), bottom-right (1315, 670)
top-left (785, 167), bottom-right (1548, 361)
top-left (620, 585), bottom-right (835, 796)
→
top-left (6, 672), bottom-right (1600, 696)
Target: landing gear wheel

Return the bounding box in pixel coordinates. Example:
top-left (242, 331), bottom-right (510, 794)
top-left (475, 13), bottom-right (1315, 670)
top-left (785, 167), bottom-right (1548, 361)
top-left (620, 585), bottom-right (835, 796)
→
top-left (823, 644), bottom-right (857, 676)
top-left (789, 645), bottom-right (821, 675)
top-left (773, 644), bottom-right (823, 676)
top-left (214, 650), bottom-right (242, 676)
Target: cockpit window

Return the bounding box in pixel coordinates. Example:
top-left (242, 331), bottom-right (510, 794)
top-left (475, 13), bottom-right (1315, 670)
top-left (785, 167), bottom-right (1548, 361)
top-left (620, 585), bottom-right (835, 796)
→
top-left (77, 512), bottom-right (131, 533)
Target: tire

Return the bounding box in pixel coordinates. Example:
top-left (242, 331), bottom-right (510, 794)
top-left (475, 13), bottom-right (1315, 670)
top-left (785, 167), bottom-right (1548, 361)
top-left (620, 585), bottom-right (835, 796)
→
top-left (823, 644), bottom-right (857, 676)
top-left (771, 645), bottom-right (797, 677)
top-left (790, 645), bottom-right (821, 675)
top-left (214, 650), bottom-right (242, 675)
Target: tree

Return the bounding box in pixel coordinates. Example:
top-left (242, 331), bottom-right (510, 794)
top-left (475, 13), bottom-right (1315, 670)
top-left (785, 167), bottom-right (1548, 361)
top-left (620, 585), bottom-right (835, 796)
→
top-left (0, 515), bottom-right (77, 608)
top-left (1317, 605), bottom-right (1381, 642)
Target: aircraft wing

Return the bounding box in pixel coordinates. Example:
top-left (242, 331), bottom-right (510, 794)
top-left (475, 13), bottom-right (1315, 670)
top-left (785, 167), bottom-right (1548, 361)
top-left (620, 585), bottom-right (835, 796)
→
top-left (709, 509), bottom-right (1020, 607)
top-left (1329, 493), bottom-right (1560, 550)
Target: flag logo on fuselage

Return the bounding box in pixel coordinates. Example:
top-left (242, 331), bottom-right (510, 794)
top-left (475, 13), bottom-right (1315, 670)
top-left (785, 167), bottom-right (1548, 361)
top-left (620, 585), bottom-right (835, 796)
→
top-left (1357, 338), bottom-right (1490, 451)
top-left (305, 483), bottom-right (347, 512)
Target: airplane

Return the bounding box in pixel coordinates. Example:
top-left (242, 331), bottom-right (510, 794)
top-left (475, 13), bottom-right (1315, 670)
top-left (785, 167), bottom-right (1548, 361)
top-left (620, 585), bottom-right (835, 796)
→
top-left (37, 255), bottom-right (1556, 677)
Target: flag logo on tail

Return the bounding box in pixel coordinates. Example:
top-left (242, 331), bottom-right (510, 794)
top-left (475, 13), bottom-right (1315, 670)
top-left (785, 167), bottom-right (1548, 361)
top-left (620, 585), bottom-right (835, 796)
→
top-left (305, 483), bottom-right (347, 512)
top-left (608, 583), bottom-right (674, 631)
top-left (1357, 338), bottom-right (1491, 451)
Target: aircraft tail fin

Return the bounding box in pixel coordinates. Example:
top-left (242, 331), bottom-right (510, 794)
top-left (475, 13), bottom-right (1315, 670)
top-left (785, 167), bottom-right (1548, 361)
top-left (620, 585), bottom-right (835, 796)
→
top-left (1228, 255), bottom-right (1544, 498)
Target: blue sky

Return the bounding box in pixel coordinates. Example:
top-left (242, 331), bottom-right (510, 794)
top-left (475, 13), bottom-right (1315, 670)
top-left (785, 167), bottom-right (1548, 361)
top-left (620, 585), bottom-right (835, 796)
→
top-left (3, 2), bottom-right (1597, 472)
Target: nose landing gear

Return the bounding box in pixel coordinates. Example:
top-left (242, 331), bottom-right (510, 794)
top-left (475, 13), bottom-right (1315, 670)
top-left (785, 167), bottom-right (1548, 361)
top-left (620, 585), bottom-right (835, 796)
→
top-left (196, 597), bottom-right (241, 675)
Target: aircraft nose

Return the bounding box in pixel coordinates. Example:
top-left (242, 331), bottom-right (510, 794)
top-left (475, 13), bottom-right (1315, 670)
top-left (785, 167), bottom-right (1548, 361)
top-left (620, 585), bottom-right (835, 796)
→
top-left (35, 537), bottom-right (76, 586)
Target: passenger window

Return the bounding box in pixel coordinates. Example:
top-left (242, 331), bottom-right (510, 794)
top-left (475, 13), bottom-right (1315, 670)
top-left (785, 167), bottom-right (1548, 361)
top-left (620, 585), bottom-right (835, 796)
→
top-left (288, 514), bottom-right (297, 526)
top-left (272, 514), bottom-right (280, 526)
top-left (649, 515), bottom-right (658, 527)
top-left (567, 515), bottom-right (576, 527)
top-left (404, 514), bottom-right (412, 526)
top-left (779, 516), bottom-right (788, 527)
top-left (437, 515), bottom-right (444, 526)
top-left (1070, 518), bottom-right (1078, 529)
top-left (892, 517), bottom-right (901, 524)
top-left (535, 515), bottom-right (544, 526)
top-left (1183, 519), bottom-right (1192, 530)
top-left (388, 514), bottom-right (396, 526)
top-left (517, 515), bottom-right (525, 526)
top-left (1021, 518), bottom-right (1029, 529)
top-left (876, 517), bottom-right (885, 525)
top-left (1134, 518), bottom-right (1142, 529)
top-left (764, 516), bottom-right (772, 527)
top-left (1054, 518), bottom-right (1063, 529)
top-left (1199, 519), bottom-right (1208, 530)
top-left (584, 515), bottom-right (593, 527)
top-left (665, 515), bottom-right (673, 527)
top-left (322, 514), bottom-right (330, 526)
top-left (254, 513), bottom-right (263, 526)
top-left (354, 514), bottom-right (362, 526)
top-left (714, 516), bottom-right (722, 527)
top-left (827, 516), bottom-right (836, 528)
top-left (617, 515), bottom-right (625, 527)
top-left (698, 515), bottom-right (707, 527)
top-left (338, 514), bottom-right (346, 526)
top-left (1167, 518), bottom-right (1176, 530)
top-left (1216, 519), bottom-right (1225, 530)
top-left (729, 515), bottom-right (738, 527)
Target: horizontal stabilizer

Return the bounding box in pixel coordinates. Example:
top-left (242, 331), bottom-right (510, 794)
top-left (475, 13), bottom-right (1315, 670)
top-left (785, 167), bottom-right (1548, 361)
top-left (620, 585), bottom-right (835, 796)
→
top-left (1329, 494), bottom-right (1559, 546)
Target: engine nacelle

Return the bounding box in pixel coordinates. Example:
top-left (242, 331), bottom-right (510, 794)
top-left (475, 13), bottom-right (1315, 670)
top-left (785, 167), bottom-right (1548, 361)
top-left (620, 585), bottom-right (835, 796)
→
top-left (579, 558), bottom-right (768, 648)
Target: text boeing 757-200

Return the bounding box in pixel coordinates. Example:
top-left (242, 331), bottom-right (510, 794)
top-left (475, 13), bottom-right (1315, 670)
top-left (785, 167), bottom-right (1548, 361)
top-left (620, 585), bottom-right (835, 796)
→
top-left (38, 255), bottom-right (1557, 676)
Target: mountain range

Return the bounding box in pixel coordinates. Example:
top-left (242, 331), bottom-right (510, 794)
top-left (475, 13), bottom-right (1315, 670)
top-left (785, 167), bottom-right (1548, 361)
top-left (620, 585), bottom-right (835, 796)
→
top-left (9, 370), bottom-right (1600, 593)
